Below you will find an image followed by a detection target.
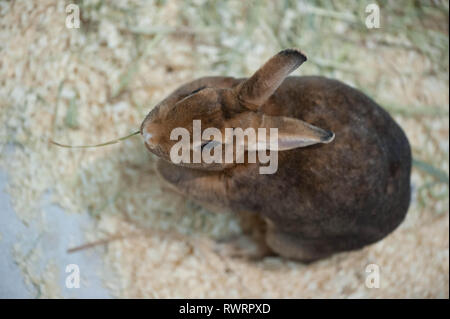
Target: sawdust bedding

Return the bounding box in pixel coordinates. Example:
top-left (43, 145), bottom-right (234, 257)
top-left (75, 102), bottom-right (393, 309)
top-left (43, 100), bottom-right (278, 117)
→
top-left (0, 1), bottom-right (448, 298)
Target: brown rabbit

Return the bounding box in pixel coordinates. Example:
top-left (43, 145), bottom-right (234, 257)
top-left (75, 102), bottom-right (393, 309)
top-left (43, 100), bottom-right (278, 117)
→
top-left (140, 49), bottom-right (412, 262)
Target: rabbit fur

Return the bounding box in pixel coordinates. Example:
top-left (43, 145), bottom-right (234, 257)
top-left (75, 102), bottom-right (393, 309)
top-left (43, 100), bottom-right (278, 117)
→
top-left (140, 49), bottom-right (412, 262)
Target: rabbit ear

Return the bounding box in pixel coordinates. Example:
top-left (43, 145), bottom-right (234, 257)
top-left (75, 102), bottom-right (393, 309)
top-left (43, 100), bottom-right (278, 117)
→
top-left (238, 49), bottom-right (307, 110)
top-left (229, 114), bottom-right (334, 151)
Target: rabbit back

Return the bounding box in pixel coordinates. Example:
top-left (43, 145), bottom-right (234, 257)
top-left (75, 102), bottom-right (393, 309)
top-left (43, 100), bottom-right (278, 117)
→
top-left (226, 76), bottom-right (412, 248)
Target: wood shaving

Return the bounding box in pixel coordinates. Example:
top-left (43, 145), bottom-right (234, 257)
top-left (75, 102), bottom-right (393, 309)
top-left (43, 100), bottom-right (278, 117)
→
top-left (0, 0), bottom-right (448, 298)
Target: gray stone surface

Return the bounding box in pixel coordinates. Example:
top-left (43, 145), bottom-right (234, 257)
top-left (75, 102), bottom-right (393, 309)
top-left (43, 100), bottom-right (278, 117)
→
top-left (0, 171), bottom-right (112, 298)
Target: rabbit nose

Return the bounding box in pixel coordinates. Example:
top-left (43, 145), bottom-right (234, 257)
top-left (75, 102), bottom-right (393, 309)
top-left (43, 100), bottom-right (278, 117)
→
top-left (141, 120), bottom-right (161, 147)
top-left (142, 131), bottom-right (156, 147)
top-left (143, 131), bottom-right (155, 145)
top-left (141, 123), bottom-right (156, 146)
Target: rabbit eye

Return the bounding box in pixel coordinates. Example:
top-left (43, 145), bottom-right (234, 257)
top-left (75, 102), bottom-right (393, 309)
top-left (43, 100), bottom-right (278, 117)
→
top-left (200, 140), bottom-right (221, 151)
top-left (200, 140), bottom-right (212, 150)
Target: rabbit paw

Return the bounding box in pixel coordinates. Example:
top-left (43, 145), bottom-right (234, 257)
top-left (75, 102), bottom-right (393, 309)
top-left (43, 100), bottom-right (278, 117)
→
top-left (214, 235), bottom-right (274, 261)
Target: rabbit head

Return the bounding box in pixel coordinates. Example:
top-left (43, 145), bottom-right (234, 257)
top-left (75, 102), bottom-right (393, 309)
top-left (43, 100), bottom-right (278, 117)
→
top-left (140, 49), bottom-right (334, 170)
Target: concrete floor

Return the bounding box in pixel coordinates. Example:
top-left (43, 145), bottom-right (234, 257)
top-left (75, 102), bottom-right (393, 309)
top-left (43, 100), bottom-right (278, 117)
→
top-left (0, 170), bottom-right (112, 298)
